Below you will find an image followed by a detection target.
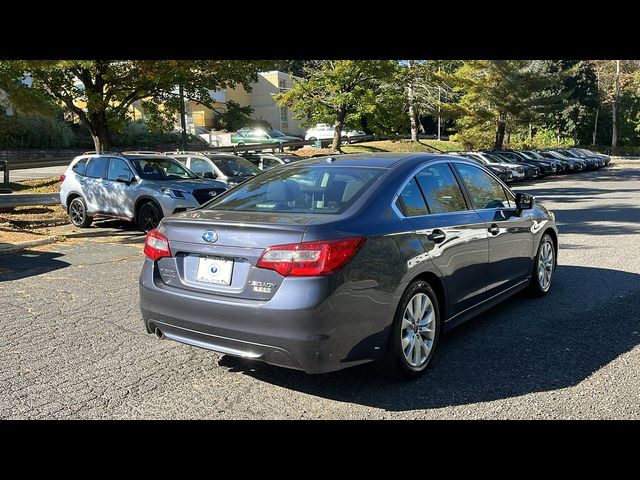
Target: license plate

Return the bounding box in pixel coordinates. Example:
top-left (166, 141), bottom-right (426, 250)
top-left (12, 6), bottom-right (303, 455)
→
top-left (196, 256), bottom-right (233, 285)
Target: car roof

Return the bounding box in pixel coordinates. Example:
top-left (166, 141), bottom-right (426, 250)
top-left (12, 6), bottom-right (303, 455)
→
top-left (290, 152), bottom-right (456, 169)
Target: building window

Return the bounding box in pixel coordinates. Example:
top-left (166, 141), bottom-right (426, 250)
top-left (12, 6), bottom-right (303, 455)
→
top-left (279, 79), bottom-right (287, 94)
top-left (280, 106), bottom-right (288, 123)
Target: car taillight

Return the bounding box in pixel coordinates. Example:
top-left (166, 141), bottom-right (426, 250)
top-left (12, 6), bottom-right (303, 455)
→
top-left (59, 174), bottom-right (66, 183)
top-left (144, 229), bottom-right (171, 261)
top-left (256, 237), bottom-right (367, 277)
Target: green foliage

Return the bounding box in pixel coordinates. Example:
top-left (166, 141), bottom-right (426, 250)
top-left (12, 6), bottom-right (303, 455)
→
top-left (275, 60), bottom-right (396, 148)
top-left (445, 60), bottom-right (554, 149)
top-left (211, 100), bottom-right (256, 131)
top-left (0, 113), bottom-right (75, 148)
top-left (0, 60), bottom-right (273, 149)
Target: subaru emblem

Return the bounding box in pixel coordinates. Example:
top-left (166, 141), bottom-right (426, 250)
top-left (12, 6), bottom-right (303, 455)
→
top-left (202, 230), bottom-right (218, 243)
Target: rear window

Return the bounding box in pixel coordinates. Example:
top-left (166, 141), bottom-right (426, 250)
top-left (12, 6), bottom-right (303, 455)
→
top-left (72, 157), bottom-right (88, 176)
top-left (205, 166), bottom-right (383, 214)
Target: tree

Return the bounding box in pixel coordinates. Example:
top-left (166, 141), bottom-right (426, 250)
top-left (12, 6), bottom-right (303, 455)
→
top-left (591, 60), bottom-right (640, 147)
top-left (532, 61), bottom-right (598, 146)
top-left (275, 60), bottom-right (395, 151)
top-left (0, 60), bottom-right (271, 152)
top-left (444, 60), bottom-right (551, 149)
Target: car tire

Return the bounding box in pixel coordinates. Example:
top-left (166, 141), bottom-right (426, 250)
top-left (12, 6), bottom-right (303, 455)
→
top-left (375, 280), bottom-right (441, 380)
top-left (528, 233), bottom-right (556, 297)
top-left (137, 201), bottom-right (163, 233)
top-left (68, 196), bottom-right (93, 228)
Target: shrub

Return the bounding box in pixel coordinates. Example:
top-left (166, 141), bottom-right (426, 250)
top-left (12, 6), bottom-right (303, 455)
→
top-left (0, 113), bottom-right (75, 148)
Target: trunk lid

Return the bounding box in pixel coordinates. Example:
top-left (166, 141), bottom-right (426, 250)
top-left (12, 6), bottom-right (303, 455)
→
top-left (155, 210), bottom-right (328, 301)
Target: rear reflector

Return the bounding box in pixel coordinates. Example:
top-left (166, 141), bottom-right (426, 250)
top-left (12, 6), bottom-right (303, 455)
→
top-left (144, 229), bottom-right (171, 261)
top-left (59, 174), bottom-right (66, 183)
top-left (257, 237), bottom-right (366, 277)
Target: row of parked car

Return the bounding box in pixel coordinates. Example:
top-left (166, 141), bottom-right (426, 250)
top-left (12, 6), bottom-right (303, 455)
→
top-left (59, 146), bottom-right (609, 233)
top-left (449, 148), bottom-right (611, 184)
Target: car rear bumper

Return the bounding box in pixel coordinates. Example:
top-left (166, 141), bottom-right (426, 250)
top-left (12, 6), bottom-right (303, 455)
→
top-left (138, 260), bottom-right (376, 373)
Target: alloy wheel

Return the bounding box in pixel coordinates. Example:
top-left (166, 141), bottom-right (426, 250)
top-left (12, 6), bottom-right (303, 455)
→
top-left (401, 293), bottom-right (436, 367)
top-left (70, 200), bottom-right (84, 225)
top-left (537, 241), bottom-right (554, 291)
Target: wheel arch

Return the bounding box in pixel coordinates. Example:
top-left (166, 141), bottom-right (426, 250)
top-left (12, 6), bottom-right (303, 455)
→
top-left (65, 192), bottom-right (83, 211)
top-left (134, 195), bottom-right (163, 221)
top-left (542, 227), bottom-right (559, 266)
top-left (409, 270), bottom-right (448, 322)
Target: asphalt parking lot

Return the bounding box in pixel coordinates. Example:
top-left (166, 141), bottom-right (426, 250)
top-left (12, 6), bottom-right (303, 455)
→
top-left (1, 164), bottom-right (639, 419)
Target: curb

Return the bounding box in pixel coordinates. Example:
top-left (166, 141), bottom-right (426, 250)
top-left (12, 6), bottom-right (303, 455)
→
top-left (0, 235), bottom-right (64, 254)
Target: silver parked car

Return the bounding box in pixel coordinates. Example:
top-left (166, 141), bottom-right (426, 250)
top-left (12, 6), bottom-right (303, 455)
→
top-left (170, 153), bottom-right (261, 187)
top-left (59, 153), bottom-right (229, 232)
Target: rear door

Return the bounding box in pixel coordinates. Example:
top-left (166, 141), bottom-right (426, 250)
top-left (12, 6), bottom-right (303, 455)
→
top-left (83, 156), bottom-right (109, 212)
top-left (452, 162), bottom-right (534, 295)
top-left (401, 162), bottom-right (490, 316)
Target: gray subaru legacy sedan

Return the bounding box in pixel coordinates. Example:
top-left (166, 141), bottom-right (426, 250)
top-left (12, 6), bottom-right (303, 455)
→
top-left (139, 153), bottom-right (558, 378)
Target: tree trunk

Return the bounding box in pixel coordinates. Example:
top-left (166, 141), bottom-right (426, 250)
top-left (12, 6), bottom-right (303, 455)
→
top-left (505, 128), bottom-right (511, 148)
top-left (528, 123), bottom-right (532, 144)
top-left (407, 61), bottom-right (418, 142)
top-left (332, 107), bottom-right (346, 152)
top-left (494, 117), bottom-right (506, 150)
top-left (88, 111), bottom-right (110, 152)
top-left (612, 59), bottom-right (620, 148)
top-left (179, 84), bottom-right (188, 151)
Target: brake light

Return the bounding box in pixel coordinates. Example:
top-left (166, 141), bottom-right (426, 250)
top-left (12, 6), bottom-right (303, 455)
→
top-left (59, 174), bottom-right (66, 183)
top-left (144, 229), bottom-right (171, 261)
top-left (257, 237), bottom-right (366, 277)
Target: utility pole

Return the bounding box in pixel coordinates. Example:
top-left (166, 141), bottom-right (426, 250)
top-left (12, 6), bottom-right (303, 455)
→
top-left (593, 69), bottom-right (600, 146)
top-left (437, 65), bottom-right (442, 141)
top-left (612, 60), bottom-right (620, 148)
top-left (179, 84), bottom-right (188, 151)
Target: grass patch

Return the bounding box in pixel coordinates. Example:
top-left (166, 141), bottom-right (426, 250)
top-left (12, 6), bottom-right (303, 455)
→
top-left (5, 177), bottom-right (62, 194)
top-left (342, 139), bottom-right (461, 154)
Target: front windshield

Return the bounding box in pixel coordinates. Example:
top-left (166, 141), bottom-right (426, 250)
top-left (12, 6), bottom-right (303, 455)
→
top-left (129, 156), bottom-right (197, 180)
top-left (518, 151), bottom-right (534, 160)
top-left (527, 151), bottom-right (544, 159)
top-left (480, 153), bottom-right (503, 163)
top-left (549, 151), bottom-right (567, 159)
top-left (267, 128), bottom-right (286, 138)
top-left (210, 156), bottom-right (261, 177)
top-left (205, 165), bottom-right (383, 215)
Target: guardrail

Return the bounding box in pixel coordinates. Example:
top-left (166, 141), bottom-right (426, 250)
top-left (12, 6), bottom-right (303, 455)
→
top-left (0, 193), bottom-right (59, 209)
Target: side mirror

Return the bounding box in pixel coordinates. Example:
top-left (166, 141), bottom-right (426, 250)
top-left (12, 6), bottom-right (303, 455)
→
top-left (116, 175), bottom-right (136, 185)
top-left (515, 192), bottom-right (534, 211)
top-left (200, 171), bottom-right (215, 179)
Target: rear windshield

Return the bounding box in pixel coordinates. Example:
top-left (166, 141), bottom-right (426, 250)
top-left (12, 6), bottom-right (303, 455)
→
top-left (205, 166), bottom-right (383, 214)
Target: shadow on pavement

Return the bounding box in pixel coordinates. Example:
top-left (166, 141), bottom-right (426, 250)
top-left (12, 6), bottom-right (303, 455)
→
top-left (0, 249), bottom-right (70, 282)
top-left (218, 265), bottom-right (640, 410)
top-left (61, 219), bottom-right (145, 245)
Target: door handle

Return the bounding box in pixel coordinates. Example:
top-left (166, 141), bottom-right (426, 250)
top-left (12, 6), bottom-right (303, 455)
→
top-left (427, 229), bottom-right (446, 244)
top-left (488, 224), bottom-right (500, 235)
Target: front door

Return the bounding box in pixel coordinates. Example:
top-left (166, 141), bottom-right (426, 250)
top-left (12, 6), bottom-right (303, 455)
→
top-left (452, 162), bottom-right (534, 296)
top-left (103, 157), bottom-right (136, 218)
